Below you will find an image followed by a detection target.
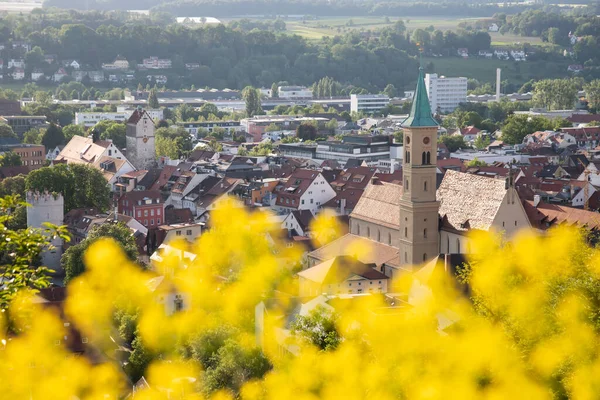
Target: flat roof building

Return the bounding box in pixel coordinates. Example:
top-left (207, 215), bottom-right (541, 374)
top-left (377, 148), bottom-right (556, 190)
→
top-left (350, 94), bottom-right (390, 114)
top-left (425, 73), bottom-right (467, 114)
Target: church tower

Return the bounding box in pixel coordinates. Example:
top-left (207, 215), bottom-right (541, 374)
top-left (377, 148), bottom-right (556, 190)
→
top-left (126, 107), bottom-right (156, 170)
top-left (399, 67), bottom-right (440, 267)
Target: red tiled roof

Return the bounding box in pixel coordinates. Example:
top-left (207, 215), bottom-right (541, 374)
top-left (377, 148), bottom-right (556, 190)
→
top-left (567, 114), bottom-right (600, 124)
top-left (275, 169), bottom-right (322, 208)
top-left (524, 200), bottom-right (600, 230)
top-left (460, 126), bottom-right (480, 136)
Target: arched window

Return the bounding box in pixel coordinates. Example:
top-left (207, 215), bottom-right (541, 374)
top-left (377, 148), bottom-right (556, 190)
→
top-left (456, 238), bottom-right (461, 254)
top-left (404, 227), bottom-right (408, 238)
top-left (424, 228), bottom-right (427, 238)
top-left (447, 236), bottom-right (450, 253)
top-left (424, 181), bottom-right (428, 192)
top-left (406, 151), bottom-right (410, 163)
top-left (422, 152), bottom-right (427, 165)
top-left (423, 253), bottom-right (427, 262)
top-left (405, 179), bottom-right (409, 188)
top-left (427, 151), bottom-right (431, 164)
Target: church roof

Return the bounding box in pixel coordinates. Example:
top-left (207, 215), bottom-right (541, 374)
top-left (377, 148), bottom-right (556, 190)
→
top-left (308, 233), bottom-right (399, 267)
top-left (402, 67), bottom-right (438, 128)
top-left (298, 256), bottom-right (387, 285)
top-left (437, 170), bottom-right (507, 231)
top-left (350, 181), bottom-right (402, 230)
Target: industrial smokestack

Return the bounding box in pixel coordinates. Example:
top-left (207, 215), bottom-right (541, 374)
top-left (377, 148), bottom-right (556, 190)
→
top-left (496, 68), bottom-right (501, 102)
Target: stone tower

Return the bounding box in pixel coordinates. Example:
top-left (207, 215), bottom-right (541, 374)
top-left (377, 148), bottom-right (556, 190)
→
top-left (26, 191), bottom-right (64, 272)
top-left (126, 107), bottom-right (156, 170)
top-left (399, 67), bottom-right (440, 268)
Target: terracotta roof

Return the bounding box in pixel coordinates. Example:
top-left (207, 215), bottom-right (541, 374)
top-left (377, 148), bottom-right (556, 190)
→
top-left (150, 165), bottom-right (178, 191)
top-left (567, 114), bottom-right (600, 124)
top-left (323, 188), bottom-right (365, 211)
top-left (275, 169), bottom-right (323, 208)
top-left (437, 170), bottom-right (507, 231)
top-left (127, 109), bottom-right (152, 125)
top-left (291, 210), bottom-right (314, 233)
top-left (330, 167), bottom-right (377, 190)
top-left (93, 156), bottom-right (130, 181)
top-left (523, 200), bottom-right (600, 230)
top-left (308, 233), bottom-right (399, 267)
top-left (298, 256), bottom-right (387, 284)
top-left (460, 126), bottom-right (481, 136)
top-left (165, 207), bottom-right (194, 225)
top-left (57, 135), bottom-right (106, 165)
top-left (350, 181), bottom-right (402, 230)
top-left (120, 190), bottom-right (162, 204)
top-left (0, 165), bottom-right (32, 179)
top-left (375, 170), bottom-right (403, 184)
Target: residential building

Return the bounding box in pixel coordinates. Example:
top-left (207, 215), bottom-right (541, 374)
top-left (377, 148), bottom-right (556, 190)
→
top-left (75, 108), bottom-right (163, 128)
top-left (0, 116), bottom-right (48, 137)
top-left (282, 210), bottom-right (314, 236)
top-left (153, 223), bottom-right (203, 246)
top-left (53, 68), bottom-right (68, 82)
top-left (274, 169), bottom-right (336, 215)
top-left (8, 59), bottom-right (25, 69)
top-left (126, 108), bottom-right (156, 170)
top-left (489, 23), bottom-right (499, 32)
top-left (118, 190), bottom-right (165, 229)
top-left (424, 73), bottom-right (468, 114)
top-left (12, 68), bottom-right (25, 80)
top-left (46, 145), bottom-right (64, 161)
top-left (277, 86), bottom-right (312, 99)
top-left (0, 143), bottom-right (45, 168)
top-left (298, 256), bottom-right (389, 297)
top-left (102, 56), bottom-right (130, 70)
top-left (142, 57), bottom-right (172, 69)
top-left (240, 116), bottom-right (328, 138)
top-left (0, 99), bottom-right (21, 116)
top-left (350, 94), bottom-right (390, 114)
top-left (31, 69), bottom-right (44, 81)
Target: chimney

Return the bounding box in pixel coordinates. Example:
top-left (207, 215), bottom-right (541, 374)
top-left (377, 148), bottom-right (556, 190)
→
top-left (371, 176), bottom-right (379, 185)
top-left (533, 194), bottom-right (541, 208)
top-left (496, 68), bottom-right (501, 102)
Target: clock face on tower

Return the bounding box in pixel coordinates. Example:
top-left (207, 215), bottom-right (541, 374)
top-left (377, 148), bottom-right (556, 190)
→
top-left (143, 136), bottom-right (148, 143)
top-left (423, 136), bottom-right (430, 145)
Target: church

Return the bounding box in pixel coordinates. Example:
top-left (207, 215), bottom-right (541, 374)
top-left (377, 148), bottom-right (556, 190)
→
top-left (307, 67), bottom-right (531, 279)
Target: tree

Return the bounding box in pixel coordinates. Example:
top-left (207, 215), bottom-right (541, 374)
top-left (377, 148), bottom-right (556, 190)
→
top-left (70, 89), bottom-right (79, 100)
top-left (237, 146), bottom-right (248, 156)
top-left (393, 130), bottom-right (404, 143)
top-left (26, 164), bottom-right (110, 213)
top-left (440, 135), bottom-right (467, 152)
top-left (501, 114), bottom-right (554, 145)
top-left (58, 90), bottom-right (68, 101)
top-left (22, 128), bottom-right (41, 144)
top-left (81, 89), bottom-right (90, 100)
top-left (0, 123), bottom-right (16, 138)
top-left (473, 135), bottom-right (491, 150)
top-left (125, 333), bottom-right (153, 382)
top-left (242, 86), bottom-right (263, 117)
top-left (41, 123), bottom-right (65, 149)
top-left (101, 123), bottom-right (126, 149)
top-left (62, 124), bottom-right (85, 142)
top-left (291, 306), bottom-right (342, 351)
top-left (62, 222), bottom-right (139, 284)
top-left (296, 123), bottom-right (317, 141)
top-left (148, 88), bottom-right (159, 109)
top-left (584, 80), bottom-right (600, 111)
top-left (383, 84), bottom-right (397, 98)
top-left (156, 136), bottom-right (179, 159)
top-left (271, 82), bottom-right (279, 98)
top-left (265, 123), bottom-right (280, 133)
top-left (200, 102), bottom-right (219, 117)
top-left (0, 152), bottom-right (22, 167)
top-left (532, 79), bottom-right (578, 110)
top-left (0, 195), bottom-right (68, 311)
top-left (325, 118), bottom-right (338, 133)
top-left (466, 157), bottom-right (488, 167)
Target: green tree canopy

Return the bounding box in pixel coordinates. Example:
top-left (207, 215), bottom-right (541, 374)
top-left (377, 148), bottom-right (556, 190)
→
top-left (148, 88), bottom-right (160, 109)
top-left (41, 123), bottom-right (65, 149)
top-left (0, 123), bottom-right (16, 138)
top-left (62, 222), bottom-right (139, 284)
top-left (25, 164), bottom-right (110, 213)
top-left (101, 123), bottom-right (126, 149)
top-left (62, 124), bottom-right (85, 142)
top-left (291, 306), bottom-right (342, 351)
top-left (296, 123), bottom-right (317, 141)
top-left (0, 151), bottom-right (22, 167)
top-left (501, 114), bottom-right (554, 144)
top-left (440, 135), bottom-right (467, 152)
top-left (242, 86), bottom-right (263, 117)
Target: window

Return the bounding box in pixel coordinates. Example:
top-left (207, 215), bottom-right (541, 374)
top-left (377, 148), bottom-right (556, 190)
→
top-left (423, 253), bottom-right (427, 262)
top-left (150, 218), bottom-right (155, 225)
top-left (404, 227), bottom-right (408, 238)
top-left (377, 230), bottom-right (381, 242)
top-left (176, 231), bottom-right (182, 236)
top-left (424, 181), bottom-right (427, 191)
top-left (186, 230), bottom-right (192, 235)
top-left (424, 228), bottom-right (427, 238)
top-left (367, 227), bottom-right (370, 237)
top-left (515, 221), bottom-right (518, 226)
top-left (157, 219), bottom-right (161, 224)
top-left (157, 209), bottom-right (161, 216)
top-left (144, 220), bottom-right (148, 226)
top-left (151, 209), bottom-right (155, 216)
top-left (108, 150), bottom-right (112, 156)
top-left (310, 199), bottom-right (314, 204)
top-left (422, 152), bottom-right (427, 165)
top-left (144, 210), bottom-right (148, 217)
top-left (457, 238), bottom-right (461, 254)
top-left (301, 200), bottom-right (305, 205)
top-left (406, 151), bottom-right (410, 163)
top-left (137, 211), bottom-right (141, 218)
top-left (427, 152), bottom-right (431, 164)
top-left (405, 179), bottom-right (409, 188)
top-left (388, 233), bottom-right (392, 245)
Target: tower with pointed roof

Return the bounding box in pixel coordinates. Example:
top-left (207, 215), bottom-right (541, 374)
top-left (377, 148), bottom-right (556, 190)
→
top-left (126, 107), bottom-right (155, 170)
top-left (398, 67), bottom-right (440, 268)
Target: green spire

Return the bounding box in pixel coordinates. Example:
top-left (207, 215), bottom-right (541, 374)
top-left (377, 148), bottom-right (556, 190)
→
top-left (402, 67), bottom-right (438, 128)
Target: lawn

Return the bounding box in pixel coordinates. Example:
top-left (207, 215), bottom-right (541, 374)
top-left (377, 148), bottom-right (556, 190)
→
top-left (422, 56), bottom-right (572, 87)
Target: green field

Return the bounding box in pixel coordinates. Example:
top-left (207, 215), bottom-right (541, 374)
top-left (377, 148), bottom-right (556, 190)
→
top-left (422, 56), bottom-right (572, 87)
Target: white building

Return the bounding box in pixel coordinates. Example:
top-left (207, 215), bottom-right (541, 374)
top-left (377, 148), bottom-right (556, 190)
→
top-left (126, 108), bottom-right (156, 170)
top-left (142, 56), bottom-right (172, 69)
top-left (31, 69), bottom-right (44, 81)
top-left (12, 68), bottom-right (25, 80)
top-left (274, 169), bottom-right (336, 215)
top-left (75, 108), bottom-right (163, 127)
top-left (424, 73), bottom-right (468, 114)
top-left (489, 23), bottom-right (499, 32)
top-left (278, 86), bottom-right (312, 99)
top-left (350, 94), bottom-right (390, 114)
top-left (8, 59), bottom-right (25, 69)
